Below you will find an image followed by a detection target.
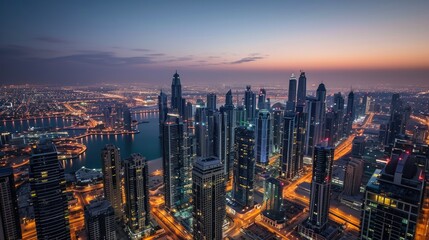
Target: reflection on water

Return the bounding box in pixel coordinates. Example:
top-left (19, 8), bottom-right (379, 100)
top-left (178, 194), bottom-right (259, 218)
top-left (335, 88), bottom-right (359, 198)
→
top-left (1, 117), bottom-right (73, 133)
top-left (1, 112), bottom-right (161, 173)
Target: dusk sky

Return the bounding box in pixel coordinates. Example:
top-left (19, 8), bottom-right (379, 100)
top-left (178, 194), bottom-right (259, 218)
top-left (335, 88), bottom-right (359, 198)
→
top-left (1, 1), bottom-right (429, 88)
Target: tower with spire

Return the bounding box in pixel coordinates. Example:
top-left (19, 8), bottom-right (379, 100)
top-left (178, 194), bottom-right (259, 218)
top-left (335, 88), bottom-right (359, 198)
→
top-left (171, 71), bottom-right (185, 116)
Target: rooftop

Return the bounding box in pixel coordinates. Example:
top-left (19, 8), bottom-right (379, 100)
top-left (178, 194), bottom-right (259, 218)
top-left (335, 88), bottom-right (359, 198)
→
top-left (31, 140), bottom-right (57, 155)
top-left (85, 200), bottom-right (114, 217)
top-left (194, 156), bottom-right (222, 171)
top-left (0, 166), bottom-right (13, 177)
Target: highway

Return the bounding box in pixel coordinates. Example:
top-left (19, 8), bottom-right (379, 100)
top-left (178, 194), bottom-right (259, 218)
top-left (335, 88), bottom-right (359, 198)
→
top-left (225, 208), bottom-right (262, 238)
top-left (223, 115), bottom-right (376, 238)
top-left (280, 113), bottom-right (375, 233)
top-left (150, 195), bottom-right (193, 239)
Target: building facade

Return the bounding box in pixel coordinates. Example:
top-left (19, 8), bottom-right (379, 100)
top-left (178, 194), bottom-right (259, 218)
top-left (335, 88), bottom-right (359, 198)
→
top-left (233, 125), bottom-right (255, 209)
top-left (308, 144), bottom-right (334, 232)
top-left (0, 167), bottom-right (21, 240)
top-left (192, 157), bottom-right (225, 240)
top-left (101, 144), bottom-right (123, 218)
top-left (123, 153), bottom-right (151, 239)
top-left (162, 114), bottom-right (190, 210)
top-left (84, 200), bottom-right (116, 240)
top-left (360, 151), bottom-right (425, 240)
top-left (29, 141), bottom-right (71, 239)
top-left (255, 110), bottom-right (271, 165)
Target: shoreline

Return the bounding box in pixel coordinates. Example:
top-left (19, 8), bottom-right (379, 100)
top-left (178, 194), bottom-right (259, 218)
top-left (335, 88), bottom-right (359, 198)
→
top-left (147, 157), bottom-right (162, 175)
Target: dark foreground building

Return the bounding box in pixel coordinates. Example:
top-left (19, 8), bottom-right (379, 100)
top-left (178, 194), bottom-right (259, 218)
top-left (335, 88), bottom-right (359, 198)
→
top-left (29, 141), bottom-right (70, 239)
top-left (192, 157), bottom-right (225, 240)
top-left (0, 167), bottom-right (21, 240)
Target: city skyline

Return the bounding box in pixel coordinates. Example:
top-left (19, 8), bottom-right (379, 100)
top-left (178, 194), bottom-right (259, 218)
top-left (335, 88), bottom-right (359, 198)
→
top-left (1, 2), bottom-right (429, 240)
top-left (1, 69), bottom-right (429, 239)
top-left (1, 1), bottom-right (429, 87)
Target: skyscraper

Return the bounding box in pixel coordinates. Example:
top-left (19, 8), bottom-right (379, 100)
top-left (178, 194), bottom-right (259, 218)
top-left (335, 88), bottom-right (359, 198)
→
top-left (266, 97), bottom-right (271, 110)
top-left (194, 107), bottom-right (210, 157)
top-left (84, 200), bottom-right (116, 240)
top-left (286, 74), bottom-right (297, 112)
top-left (184, 101), bottom-right (193, 121)
top-left (158, 90), bottom-right (168, 125)
top-left (360, 151), bottom-right (425, 240)
top-left (344, 91), bottom-right (355, 135)
top-left (0, 167), bottom-right (21, 240)
top-left (294, 104), bottom-right (306, 173)
top-left (244, 85), bottom-right (256, 122)
top-left (356, 96), bottom-right (365, 118)
top-left (342, 158), bottom-right (364, 196)
top-left (364, 95), bottom-right (371, 114)
top-left (162, 114), bottom-right (189, 210)
top-left (29, 141), bottom-right (70, 239)
top-left (123, 107), bottom-right (132, 131)
top-left (171, 71), bottom-right (185, 116)
top-left (206, 93), bottom-right (217, 112)
top-left (261, 177), bottom-right (286, 229)
top-left (385, 93), bottom-right (410, 146)
top-left (272, 109), bottom-right (283, 153)
top-left (351, 136), bottom-right (366, 158)
top-left (213, 111), bottom-right (228, 175)
top-left (256, 110), bottom-right (271, 165)
top-left (233, 125), bottom-right (255, 209)
top-left (308, 144), bottom-right (334, 232)
top-left (304, 97), bottom-right (317, 157)
top-left (220, 89), bottom-right (236, 181)
top-left (192, 157), bottom-right (225, 240)
top-left (236, 105), bottom-right (246, 126)
top-left (324, 111), bottom-right (335, 146)
top-left (314, 83), bottom-right (327, 146)
top-left (297, 71), bottom-right (307, 106)
top-left (158, 90), bottom-right (169, 157)
top-left (333, 92), bottom-right (345, 141)
top-left (258, 88), bottom-right (267, 110)
top-left (123, 153), bottom-right (151, 239)
top-left (225, 89), bottom-right (234, 106)
top-left (183, 129), bottom-right (195, 180)
top-left (264, 177), bottom-right (284, 212)
top-left (101, 144), bottom-right (123, 218)
top-left (281, 112), bottom-right (297, 179)
top-left (197, 109), bottom-right (228, 173)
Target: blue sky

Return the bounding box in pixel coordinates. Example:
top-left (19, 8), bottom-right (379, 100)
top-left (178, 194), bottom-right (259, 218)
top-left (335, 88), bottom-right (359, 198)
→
top-left (1, 1), bottom-right (428, 88)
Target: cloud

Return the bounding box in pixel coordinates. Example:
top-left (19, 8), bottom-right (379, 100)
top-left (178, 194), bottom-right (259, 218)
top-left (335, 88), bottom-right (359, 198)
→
top-left (0, 45), bottom-right (54, 58)
top-left (175, 56), bottom-right (193, 61)
top-left (0, 44), bottom-right (197, 67)
top-left (228, 56), bottom-right (264, 64)
top-left (35, 36), bottom-right (71, 44)
top-left (50, 51), bottom-right (156, 66)
top-left (1, 44), bottom-right (249, 68)
top-left (163, 56), bottom-right (194, 63)
top-left (132, 48), bottom-right (151, 52)
top-left (147, 53), bottom-right (165, 57)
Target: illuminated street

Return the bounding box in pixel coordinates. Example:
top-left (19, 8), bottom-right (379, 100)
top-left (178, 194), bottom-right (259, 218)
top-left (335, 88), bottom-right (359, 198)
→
top-left (1, 2), bottom-right (428, 238)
